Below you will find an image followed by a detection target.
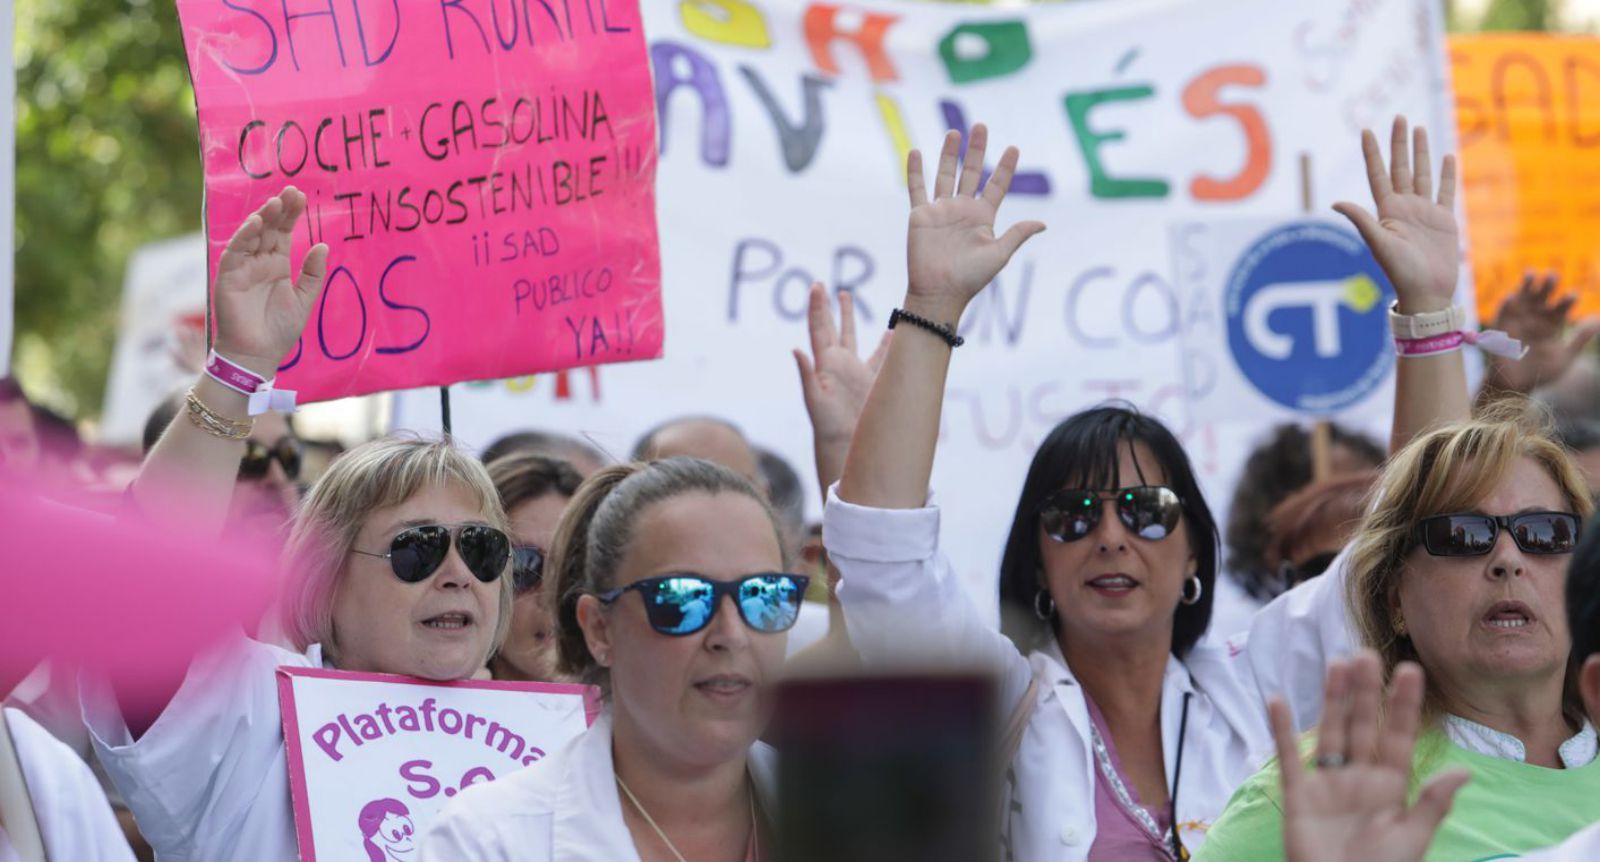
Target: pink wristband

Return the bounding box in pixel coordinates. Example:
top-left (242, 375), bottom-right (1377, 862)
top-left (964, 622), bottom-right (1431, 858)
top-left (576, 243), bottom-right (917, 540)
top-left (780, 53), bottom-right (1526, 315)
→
top-left (205, 351), bottom-right (267, 394)
top-left (1395, 332), bottom-right (1465, 358)
top-left (204, 350), bottom-right (298, 416)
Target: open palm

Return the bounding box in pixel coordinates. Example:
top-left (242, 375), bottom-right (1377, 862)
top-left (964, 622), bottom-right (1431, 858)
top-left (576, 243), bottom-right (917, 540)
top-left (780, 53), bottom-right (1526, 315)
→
top-left (1487, 272), bottom-right (1600, 393)
top-left (1333, 117), bottom-right (1459, 311)
top-left (794, 283), bottom-right (890, 445)
top-left (905, 125), bottom-right (1045, 318)
top-left (1277, 657), bottom-right (1469, 862)
top-left (212, 187), bottom-right (329, 375)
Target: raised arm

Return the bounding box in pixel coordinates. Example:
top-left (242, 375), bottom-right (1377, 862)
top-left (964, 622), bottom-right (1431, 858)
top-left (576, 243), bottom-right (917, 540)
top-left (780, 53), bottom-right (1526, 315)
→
top-left (1333, 118), bottom-right (1467, 455)
top-left (837, 125), bottom-right (1044, 508)
top-left (132, 188), bottom-right (327, 535)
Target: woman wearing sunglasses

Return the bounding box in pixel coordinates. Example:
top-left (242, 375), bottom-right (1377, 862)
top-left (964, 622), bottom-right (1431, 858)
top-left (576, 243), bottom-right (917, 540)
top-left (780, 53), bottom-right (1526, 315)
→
top-left (81, 187), bottom-right (516, 862)
top-left (1200, 408), bottom-right (1600, 861)
top-left (423, 457), bottom-right (807, 860)
top-left (821, 119), bottom-right (1505, 861)
top-left (486, 452), bottom-right (584, 682)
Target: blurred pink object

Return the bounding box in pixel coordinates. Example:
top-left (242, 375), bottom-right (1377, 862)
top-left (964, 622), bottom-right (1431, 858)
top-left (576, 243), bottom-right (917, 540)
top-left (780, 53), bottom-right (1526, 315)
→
top-left (0, 474), bottom-right (280, 697)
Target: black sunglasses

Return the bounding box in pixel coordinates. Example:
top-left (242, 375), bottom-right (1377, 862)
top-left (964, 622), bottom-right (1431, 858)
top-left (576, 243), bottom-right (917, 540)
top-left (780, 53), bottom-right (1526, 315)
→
top-left (239, 437), bottom-right (302, 481)
top-left (1039, 486), bottom-right (1184, 544)
top-left (511, 545), bottom-right (545, 594)
top-left (1416, 511), bottom-right (1581, 557)
top-left (351, 524), bottom-right (511, 584)
top-left (597, 573), bottom-right (810, 636)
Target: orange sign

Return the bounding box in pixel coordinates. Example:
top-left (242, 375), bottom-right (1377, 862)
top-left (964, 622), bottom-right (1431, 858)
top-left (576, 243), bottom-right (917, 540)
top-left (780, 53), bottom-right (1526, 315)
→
top-left (1453, 34), bottom-right (1600, 321)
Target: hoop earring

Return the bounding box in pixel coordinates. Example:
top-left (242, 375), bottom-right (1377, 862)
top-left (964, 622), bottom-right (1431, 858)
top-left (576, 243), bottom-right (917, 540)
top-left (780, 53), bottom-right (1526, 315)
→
top-left (1180, 576), bottom-right (1204, 606)
top-left (1033, 588), bottom-right (1056, 621)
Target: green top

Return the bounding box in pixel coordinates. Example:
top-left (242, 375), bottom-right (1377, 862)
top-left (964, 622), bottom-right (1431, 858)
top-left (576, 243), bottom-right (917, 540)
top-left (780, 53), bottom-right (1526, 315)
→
top-left (1193, 730), bottom-right (1600, 862)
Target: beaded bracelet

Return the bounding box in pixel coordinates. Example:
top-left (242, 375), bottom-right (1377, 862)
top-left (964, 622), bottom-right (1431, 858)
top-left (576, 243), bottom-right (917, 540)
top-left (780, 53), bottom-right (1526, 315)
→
top-left (888, 308), bottom-right (964, 348)
top-left (185, 389), bottom-right (254, 441)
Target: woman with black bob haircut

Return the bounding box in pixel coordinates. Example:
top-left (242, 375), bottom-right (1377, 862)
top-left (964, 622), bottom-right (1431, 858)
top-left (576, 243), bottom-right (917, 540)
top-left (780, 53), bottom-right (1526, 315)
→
top-left (997, 405), bottom-right (1219, 659)
top-left (818, 123), bottom-right (1457, 861)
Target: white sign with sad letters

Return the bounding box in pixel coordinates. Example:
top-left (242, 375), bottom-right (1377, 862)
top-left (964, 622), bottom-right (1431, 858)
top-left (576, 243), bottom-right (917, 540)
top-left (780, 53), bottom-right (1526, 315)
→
top-left (277, 667), bottom-right (596, 862)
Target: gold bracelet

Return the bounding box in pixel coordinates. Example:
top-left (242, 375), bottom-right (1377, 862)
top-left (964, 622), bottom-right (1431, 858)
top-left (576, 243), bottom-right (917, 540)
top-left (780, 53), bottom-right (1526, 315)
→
top-left (185, 389), bottom-right (254, 440)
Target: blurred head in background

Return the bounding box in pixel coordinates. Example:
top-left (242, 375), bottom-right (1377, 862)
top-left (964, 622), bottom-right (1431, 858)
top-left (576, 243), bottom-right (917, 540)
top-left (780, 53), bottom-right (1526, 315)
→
top-left (486, 452), bottom-right (583, 681)
top-left (633, 416), bottom-right (766, 494)
top-left (1226, 422), bottom-right (1385, 601)
top-left (481, 429), bottom-right (609, 477)
top-left (144, 388), bottom-right (302, 536)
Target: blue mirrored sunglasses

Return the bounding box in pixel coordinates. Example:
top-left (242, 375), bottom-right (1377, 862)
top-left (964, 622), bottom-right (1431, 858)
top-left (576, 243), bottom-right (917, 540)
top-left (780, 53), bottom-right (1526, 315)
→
top-left (597, 573), bottom-right (810, 636)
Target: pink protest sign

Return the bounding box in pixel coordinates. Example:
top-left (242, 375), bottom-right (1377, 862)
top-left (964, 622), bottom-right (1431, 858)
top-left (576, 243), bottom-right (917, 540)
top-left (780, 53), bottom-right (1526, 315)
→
top-left (277, 667), bottom-right (600, 860)
top-left (174, 1), bottom-right (662, 403)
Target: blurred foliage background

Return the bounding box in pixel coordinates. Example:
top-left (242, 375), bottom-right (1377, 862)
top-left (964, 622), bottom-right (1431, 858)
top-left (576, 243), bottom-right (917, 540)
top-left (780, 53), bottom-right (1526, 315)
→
top-left (5, 0), bottom-right (1582, 426)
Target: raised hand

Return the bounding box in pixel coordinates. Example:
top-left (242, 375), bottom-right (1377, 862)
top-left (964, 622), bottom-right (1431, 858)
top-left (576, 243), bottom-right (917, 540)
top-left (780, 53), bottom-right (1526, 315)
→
top-left (794, 283), bottom-right (891, 499)
top-left (1333, 117), bottom-right (1459, 314)
top-left (1276, 654), bottom-right (1470, 862)
top-left (795, 284), bottom-right (890, 447)
top-left (1485, 271), bottom-right (1600, 394)
top-left (905, 125), bottom-right (1045, 322)
top-left (212, 187), bottom-right (330, 376)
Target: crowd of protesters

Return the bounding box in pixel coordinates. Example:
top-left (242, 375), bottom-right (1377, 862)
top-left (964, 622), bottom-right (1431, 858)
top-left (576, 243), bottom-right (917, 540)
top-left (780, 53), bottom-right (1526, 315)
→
top-left (3, 115), bottom-right (1600, 862)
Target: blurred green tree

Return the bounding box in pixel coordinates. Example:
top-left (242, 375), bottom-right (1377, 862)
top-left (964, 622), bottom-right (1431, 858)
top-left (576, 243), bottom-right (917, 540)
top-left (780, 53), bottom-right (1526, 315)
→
top-left (1482, 0), bottom-right (1556, 30)
top-left (13, 0), bottom-right (201, 418)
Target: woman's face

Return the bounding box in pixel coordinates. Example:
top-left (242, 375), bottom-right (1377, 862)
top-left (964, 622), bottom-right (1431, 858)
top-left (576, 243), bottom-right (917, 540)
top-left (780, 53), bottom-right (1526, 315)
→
top-left (1040, 442), bottom-right (1198, 649)
top-left (578, 491), bottom-right (788, 769)
top-left (332, 481), bottom-right (504, 680)
top-left (1397, 456), bottom-right (1574, 706)
top-left (497, 492), bottom-right (570, 680)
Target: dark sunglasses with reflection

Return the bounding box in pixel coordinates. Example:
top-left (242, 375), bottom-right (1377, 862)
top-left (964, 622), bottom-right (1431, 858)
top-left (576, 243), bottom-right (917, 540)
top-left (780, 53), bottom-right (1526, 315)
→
top-left (1038, 485), bottom-right (1185, 544)
top-left (1415, 511), bottom-right (1581, 557)
top-left (350, 523), bottom-right (511, 584)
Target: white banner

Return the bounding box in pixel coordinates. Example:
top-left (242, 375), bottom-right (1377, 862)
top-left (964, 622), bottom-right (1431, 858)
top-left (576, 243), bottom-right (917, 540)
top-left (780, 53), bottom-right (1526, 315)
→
top-left (99, 234), bottom-right (210, 446)
top-left (392, 0), bottom-right (1457, 616)
top-left (277, 668), bottom-right (593, 861)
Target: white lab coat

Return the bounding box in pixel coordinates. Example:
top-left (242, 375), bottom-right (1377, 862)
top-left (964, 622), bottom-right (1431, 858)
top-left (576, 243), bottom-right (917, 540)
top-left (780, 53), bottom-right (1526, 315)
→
top-left (0, 707), bottom-right (136, 862)
top-left (1523, 822), bottom-right (1600, 861)
top-left (81, 635), bottom-right (321, 862)
top-left (824, 489), bottom-right (1353, 862)
top-left (420, 710), bottom-right (777, 861)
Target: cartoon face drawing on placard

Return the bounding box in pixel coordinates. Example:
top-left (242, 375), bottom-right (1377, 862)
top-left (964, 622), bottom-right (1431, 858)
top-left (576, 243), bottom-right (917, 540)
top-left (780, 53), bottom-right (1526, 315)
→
top-left (358, 798), bottom-right (416, 862)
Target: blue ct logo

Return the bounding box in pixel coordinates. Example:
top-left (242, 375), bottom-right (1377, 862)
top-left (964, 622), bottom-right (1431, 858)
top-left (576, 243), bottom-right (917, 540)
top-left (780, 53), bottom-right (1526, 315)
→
top-left (1224, 221), bottom-right (1395, 413)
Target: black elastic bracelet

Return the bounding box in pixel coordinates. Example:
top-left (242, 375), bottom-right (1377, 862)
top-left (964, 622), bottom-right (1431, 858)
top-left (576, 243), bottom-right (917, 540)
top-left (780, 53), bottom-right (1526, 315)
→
top-left (888, 308), bottom-right (964, 348)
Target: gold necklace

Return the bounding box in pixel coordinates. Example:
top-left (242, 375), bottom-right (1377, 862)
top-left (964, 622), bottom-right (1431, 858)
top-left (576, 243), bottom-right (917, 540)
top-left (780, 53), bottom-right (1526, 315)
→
top-left (614, 773), bottom-right (759, 862)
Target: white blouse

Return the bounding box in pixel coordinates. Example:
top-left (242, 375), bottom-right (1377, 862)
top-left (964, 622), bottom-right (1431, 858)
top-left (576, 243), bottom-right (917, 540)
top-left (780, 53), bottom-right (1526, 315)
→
top-left (81, 635), bottom-right (321, 862)
top-left (421, 711), bottom-right (777, 861)
top-left (824, 488), bottom-right (1353, 862)
top-left (1, 707), bottom-right (136, 862)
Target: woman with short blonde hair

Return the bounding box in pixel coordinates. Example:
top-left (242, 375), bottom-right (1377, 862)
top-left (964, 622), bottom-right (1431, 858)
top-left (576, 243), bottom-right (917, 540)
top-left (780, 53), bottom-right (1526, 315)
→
top-left (280, 435), bottom-right (515, 657)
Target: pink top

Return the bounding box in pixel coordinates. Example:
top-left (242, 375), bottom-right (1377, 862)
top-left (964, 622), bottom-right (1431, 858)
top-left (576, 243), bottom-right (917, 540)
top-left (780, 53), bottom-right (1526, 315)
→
top-left (1085, 697), bottom-right (1175, 862)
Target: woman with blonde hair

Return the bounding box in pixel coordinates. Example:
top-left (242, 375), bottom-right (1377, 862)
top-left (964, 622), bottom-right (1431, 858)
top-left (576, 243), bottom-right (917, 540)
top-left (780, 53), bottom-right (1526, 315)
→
top-left (1196, 118), bottom-right (1600, 858)
top-left (83, 188), bottom-right (515, 861)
